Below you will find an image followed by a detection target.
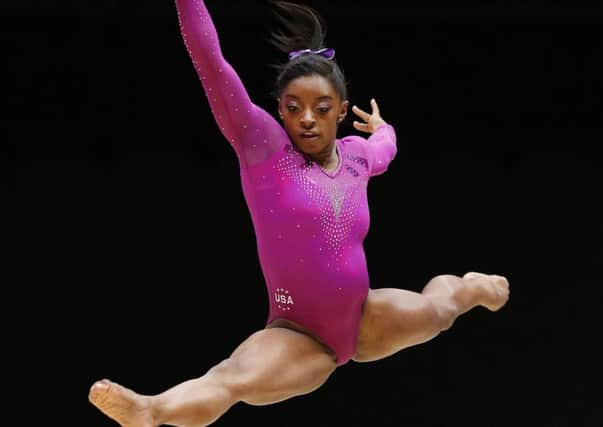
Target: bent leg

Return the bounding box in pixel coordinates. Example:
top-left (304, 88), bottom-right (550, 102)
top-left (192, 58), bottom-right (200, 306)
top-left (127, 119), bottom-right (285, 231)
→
top-left (353, 272), bottom-right (509, 362)
top-left (89, 328), bottom-right (337, 427)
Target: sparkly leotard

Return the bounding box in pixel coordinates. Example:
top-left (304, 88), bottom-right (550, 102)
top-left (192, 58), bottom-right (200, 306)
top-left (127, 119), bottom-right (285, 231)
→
top-left (176, 0), bottom-right (397, 365)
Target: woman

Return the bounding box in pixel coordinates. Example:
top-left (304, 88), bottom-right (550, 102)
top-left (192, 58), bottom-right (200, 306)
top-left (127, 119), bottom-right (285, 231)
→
top-left (89, 1), bottom-right (510, 426)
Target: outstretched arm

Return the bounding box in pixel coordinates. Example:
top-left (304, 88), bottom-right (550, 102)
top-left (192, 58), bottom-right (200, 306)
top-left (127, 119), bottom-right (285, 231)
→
top-left (352, 98), bottom-right (397, 176)
top-left (175, 0), bottom-right (284, 166)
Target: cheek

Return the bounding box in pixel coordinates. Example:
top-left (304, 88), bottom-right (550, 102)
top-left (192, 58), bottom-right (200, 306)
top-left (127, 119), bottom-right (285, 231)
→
top-left (282, 117), bottom-right (295, 129)
top-left (323, 116), bottom-right (339, 131)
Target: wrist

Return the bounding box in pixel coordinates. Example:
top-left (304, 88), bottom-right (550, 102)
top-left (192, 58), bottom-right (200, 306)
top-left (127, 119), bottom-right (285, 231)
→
top-left (373, 120), bottom-right (387, 131)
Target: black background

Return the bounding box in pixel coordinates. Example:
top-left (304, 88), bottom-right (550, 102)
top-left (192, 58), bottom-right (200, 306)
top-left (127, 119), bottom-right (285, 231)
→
top-left (9, 0), bottom-right (601, 426)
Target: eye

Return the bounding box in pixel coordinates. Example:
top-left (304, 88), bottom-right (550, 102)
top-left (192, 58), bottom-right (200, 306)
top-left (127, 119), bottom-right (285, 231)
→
top-left (317, 105), bottom-right (332, 114)
top-left (287, 104), bottom-right (299, 112)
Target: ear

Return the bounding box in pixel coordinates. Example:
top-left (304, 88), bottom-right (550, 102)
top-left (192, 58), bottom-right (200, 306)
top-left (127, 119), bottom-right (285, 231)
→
top-left (277, 98), bottom-right (283, 119)
top-left (338, 100), bottom-right (349, 124)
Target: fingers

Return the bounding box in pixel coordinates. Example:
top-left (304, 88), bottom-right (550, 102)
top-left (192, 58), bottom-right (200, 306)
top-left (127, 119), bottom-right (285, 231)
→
top-left (351, 105), bottom-right (370, 122)
top-left (353, 120), bottom-right (370, 133)
top-left (352, 98), bottom-right (380, 121)
top-left (370, 98), bottom-right (380, 115)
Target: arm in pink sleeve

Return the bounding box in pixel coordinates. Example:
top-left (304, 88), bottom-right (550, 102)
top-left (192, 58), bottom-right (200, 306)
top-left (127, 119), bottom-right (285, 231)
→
top-left (365, 123), bottom-right (397, 176)
top-left (175, 0), bottom-right (284, 166)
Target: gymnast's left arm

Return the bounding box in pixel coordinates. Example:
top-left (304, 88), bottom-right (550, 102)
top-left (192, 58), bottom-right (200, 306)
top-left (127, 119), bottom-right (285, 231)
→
top-left (351, 98), bottom-right (398, 176)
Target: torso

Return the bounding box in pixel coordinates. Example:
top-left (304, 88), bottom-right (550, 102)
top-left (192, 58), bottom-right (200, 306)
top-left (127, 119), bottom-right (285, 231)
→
top-left (238, 137), bottom-right (374, 365)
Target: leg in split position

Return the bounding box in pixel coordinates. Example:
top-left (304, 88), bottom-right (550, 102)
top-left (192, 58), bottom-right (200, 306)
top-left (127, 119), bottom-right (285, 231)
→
top-left (353, 272), bottom-right (510, 362)
top-left (89, 327), bottom-right (337, 427)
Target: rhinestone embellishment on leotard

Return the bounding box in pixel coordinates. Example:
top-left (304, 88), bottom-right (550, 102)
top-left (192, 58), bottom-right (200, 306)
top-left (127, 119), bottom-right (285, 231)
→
top-left (274, 144), bottom-right (367, 258)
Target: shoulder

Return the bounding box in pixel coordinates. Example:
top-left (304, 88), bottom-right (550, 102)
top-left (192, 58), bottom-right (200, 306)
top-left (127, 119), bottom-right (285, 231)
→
top-left (338, 134), bottom-right (372, 159)
top-left (338, 134), bottom-right (371, 174)
top-left (338, 134), bottom-right (368, 152)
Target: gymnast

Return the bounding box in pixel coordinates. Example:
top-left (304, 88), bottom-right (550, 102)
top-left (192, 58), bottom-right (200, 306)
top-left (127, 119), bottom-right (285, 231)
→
top-left (89, 1), bottom-right (510, 425)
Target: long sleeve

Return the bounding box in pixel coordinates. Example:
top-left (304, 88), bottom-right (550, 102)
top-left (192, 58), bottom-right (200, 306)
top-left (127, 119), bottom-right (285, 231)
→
top-left (175, 0), bottom-right (285, 167)
top-left (365, 123), bottom-right (397, 176)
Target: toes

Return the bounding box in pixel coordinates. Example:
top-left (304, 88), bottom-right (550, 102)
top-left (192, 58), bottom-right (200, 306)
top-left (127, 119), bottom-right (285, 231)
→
top-left (91, 379), bottom-right (111, 392)
top-left (492, 275), bottom-right (510, 288)
top-left (89, 379), bottom-right (111, 403)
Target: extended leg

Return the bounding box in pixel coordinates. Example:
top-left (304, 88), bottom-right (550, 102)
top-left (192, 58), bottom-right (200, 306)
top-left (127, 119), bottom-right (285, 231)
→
top-left (353, 272), bottom-right (509, 362)
top-left (89, 327), bottom-right (337, 427)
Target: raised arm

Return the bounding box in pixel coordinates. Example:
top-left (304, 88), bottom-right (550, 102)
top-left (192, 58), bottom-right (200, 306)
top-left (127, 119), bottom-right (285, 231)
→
top-left (352, 99), bottom-right (397, 176)
top-left (175, 0), bottom-right (284, 166)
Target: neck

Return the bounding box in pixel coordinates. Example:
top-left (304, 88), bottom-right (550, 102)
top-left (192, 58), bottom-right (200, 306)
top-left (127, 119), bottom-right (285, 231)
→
top-left (309, 142), bottom-right (338, 169)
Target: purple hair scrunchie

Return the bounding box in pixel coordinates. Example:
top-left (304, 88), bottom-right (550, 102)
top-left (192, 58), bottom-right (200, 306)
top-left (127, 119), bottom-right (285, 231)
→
top-left (288, 47), bottom-right (336, 61)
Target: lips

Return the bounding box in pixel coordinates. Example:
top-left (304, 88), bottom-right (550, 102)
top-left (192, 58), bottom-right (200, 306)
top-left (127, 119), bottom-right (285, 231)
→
top-left (300, 132), bottom-right (319, 139)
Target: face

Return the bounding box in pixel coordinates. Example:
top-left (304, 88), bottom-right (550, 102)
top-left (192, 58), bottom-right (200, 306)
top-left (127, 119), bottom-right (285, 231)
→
top-left (278, 75), bottom-right (348, 157)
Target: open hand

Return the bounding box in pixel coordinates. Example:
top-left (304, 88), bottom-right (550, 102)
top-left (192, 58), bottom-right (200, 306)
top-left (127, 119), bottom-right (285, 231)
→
top-left (352, 98), bottom-right (387, 134)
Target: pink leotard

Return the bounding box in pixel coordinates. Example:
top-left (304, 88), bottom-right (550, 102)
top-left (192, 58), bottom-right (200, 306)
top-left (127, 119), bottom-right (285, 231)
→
top-left (176, 0), bottom-right (397, 365)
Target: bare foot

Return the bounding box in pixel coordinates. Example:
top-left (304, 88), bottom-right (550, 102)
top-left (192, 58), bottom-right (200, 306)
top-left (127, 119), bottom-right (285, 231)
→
top-left (89, 379), bottom-right (155, 427)
top-left (463, 272), bottom-right (510, 311)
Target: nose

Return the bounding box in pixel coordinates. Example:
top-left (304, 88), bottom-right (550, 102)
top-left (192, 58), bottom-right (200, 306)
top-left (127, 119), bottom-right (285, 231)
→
top-left (300, 109), bottom-right (316, 129)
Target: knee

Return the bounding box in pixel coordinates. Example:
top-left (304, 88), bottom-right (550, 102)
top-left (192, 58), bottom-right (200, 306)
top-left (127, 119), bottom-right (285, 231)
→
top-left (419, 296), bottom-right (455, 332)
top-left (431, 299), bottom-right (456, 331)
top-left (423, 275), bottom-right (461, 330)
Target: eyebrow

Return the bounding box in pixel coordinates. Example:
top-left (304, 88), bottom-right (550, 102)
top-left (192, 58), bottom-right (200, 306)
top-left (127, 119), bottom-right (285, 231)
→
top-left (284, 94), bottom-right (334, 101)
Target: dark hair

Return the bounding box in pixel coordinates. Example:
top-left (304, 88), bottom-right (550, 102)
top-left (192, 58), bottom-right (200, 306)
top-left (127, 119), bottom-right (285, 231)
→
top-left (268, 1), bottom-right (348, 101)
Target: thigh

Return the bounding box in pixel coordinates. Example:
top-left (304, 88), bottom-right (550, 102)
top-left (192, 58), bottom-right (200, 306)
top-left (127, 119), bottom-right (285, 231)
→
top-left (353, 288), bottom-right (442, 363)
top-left (213, 327), bottom-right (337, 406)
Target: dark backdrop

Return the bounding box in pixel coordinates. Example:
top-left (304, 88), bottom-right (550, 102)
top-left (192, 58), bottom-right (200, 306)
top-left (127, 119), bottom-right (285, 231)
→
top-left (9, 1), bottom-right (601, 426)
